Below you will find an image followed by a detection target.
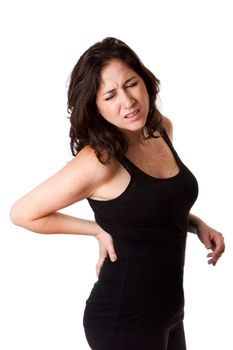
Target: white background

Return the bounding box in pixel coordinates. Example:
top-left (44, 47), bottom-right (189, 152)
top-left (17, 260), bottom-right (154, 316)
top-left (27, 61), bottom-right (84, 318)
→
top-left (0, 0), bottom-right (232, 349)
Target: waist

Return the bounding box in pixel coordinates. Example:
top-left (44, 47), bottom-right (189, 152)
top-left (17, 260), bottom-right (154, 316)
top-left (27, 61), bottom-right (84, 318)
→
top-left (98, 238), bottom-right (186, 284)
top-left (115, 233), bottom-right (186, 262)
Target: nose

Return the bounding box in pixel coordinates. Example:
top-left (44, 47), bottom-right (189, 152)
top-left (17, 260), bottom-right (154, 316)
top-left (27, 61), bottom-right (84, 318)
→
top-left (120, 90), bottom-right (135, 109)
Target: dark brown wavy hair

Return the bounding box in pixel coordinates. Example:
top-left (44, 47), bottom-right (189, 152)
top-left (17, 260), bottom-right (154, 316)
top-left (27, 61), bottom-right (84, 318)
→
top-left (67, 37), bottom-right (162, 163)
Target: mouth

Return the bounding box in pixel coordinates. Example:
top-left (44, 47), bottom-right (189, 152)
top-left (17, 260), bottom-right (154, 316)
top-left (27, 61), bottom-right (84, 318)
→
top-left (124, 109), bottom-right (140, 119)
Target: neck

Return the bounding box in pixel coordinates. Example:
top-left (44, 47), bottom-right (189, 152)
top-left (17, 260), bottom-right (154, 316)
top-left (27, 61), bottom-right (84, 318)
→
top-left (122, 128), bottom-right (161, 156)
top-left (122, 128), bottom-right (148, 147)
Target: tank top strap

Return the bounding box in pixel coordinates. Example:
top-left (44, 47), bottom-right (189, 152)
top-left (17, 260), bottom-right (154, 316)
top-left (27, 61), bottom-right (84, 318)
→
top-left (160, 127), bottom-right (174, 149)
top-left (160, 127), bottom-right (181, 165)
top-left (118, 154), bottom-right (138, 176)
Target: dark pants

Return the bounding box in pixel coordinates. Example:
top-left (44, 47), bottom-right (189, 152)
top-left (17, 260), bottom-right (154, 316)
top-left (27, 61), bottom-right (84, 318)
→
top-left (84, 322), bottom-right (186, 350)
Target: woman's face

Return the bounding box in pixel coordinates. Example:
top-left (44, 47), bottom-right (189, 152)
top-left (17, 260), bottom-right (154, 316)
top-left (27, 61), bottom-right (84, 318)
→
top-left (96, 59), bottom-right (150, 133)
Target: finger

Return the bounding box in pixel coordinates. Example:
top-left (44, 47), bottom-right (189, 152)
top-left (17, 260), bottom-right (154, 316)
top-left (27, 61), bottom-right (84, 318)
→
top-left (211, 242), bottom-right (225, 258)
top-left (208, 234), bottom-right (225, 258)
top-left (202, 237), bottom-right (213, 250)
top-left (107, 245), bottom-right (117, 262)
top-left (98, 243), bottom-right (107, 256)
top-left (208, 258), bottom-right (220, 266)
top-left (207, 252), bottom-right (223, 265)
top-left (96, 256), bottom-right (106, 277)
top-left (208, 248), bottom-right (222, 259)
top-left (96, 255), bottom-right (106, 268)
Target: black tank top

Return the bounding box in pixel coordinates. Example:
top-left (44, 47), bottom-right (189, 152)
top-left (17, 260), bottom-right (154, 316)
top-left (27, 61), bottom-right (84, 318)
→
top-left (88, 128), bottom-right (198, 249)
top-left (84, 128), bottom-right (199, 331)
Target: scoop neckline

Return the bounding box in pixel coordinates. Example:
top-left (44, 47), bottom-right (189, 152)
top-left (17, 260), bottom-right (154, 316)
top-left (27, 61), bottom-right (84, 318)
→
top-left (122, 155), bottom-right (182, 182)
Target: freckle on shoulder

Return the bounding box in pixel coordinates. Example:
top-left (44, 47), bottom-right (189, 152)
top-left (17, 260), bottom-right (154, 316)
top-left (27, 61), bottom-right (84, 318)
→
top-left (76, 145), bottom-right (98, 161)
top-left (75, 145), bottom-right (115, 174)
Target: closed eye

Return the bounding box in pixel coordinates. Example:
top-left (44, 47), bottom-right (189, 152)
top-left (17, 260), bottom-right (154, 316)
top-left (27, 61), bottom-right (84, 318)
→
top-left (126, 82), bottom-right (138, 88)
top-left (104, 82), bottom-right (138, 101)
top-left (105, 95), bottom-right (115, 101)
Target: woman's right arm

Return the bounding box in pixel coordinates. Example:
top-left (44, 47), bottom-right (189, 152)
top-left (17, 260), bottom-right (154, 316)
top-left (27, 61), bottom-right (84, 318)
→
top-left (10, 146), bottom-right (118, 274)
top-left (10, 146), bottom-right (109, 236)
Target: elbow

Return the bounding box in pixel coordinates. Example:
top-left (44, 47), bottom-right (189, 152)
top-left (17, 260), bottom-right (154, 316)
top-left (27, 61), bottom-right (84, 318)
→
top-left (10, 202), bottom-right (31, 228)
top-left (10, 202), bottom-right (49, 234)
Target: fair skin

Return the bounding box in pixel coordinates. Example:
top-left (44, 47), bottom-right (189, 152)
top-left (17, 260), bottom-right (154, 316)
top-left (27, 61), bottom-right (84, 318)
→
top-left (10, 59), bottom-right (225, 277)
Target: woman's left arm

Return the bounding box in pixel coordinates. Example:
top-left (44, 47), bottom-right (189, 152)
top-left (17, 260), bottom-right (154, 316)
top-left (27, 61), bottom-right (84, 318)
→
top-left (188, 213), bottom-right (225, 266)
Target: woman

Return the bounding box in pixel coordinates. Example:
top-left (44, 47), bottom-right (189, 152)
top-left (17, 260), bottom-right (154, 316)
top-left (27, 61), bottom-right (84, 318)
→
top-left (10, 37), bottom-right (225, 350)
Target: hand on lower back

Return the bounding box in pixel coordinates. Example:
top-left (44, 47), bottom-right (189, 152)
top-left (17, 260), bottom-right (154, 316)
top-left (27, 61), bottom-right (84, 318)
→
top-left (95, 229), bottom-right (117, 277)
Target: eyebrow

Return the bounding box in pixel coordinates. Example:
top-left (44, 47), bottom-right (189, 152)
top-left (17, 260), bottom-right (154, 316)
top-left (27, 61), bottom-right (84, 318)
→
top-left (102, 76), bottom-right (137, 96)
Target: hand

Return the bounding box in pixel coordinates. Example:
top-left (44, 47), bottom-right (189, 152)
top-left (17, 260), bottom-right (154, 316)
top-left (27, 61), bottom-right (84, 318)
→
top-left (196, 221), bottom-right (225, 266)
top-left (95, 229), bottom-right (117, 277)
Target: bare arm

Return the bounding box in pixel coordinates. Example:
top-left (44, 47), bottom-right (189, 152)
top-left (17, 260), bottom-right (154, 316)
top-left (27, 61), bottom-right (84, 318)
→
top-left (188, 212), bottom-right (201, 234)
top-left (10, 146), bottom-right (118, 274)
top-left (10, 146), bottom-right (109, 237)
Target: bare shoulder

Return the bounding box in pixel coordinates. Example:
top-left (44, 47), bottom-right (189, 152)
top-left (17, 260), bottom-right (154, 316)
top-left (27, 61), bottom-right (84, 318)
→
top-left (67, 145), bottom-right (116, 194)
top-left (161, 115), bottom-right (173, 142)
top-left (10, 145), bottom-right (116, 223)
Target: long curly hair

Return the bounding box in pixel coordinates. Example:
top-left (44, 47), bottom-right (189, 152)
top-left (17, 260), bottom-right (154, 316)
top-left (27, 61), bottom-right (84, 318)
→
top-left (67, 37), bottom-right (162, 163)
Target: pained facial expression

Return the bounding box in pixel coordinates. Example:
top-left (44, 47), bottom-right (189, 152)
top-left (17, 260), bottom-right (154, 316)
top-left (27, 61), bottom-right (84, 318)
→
top-left (96, 59), bottom-right (150, 133)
